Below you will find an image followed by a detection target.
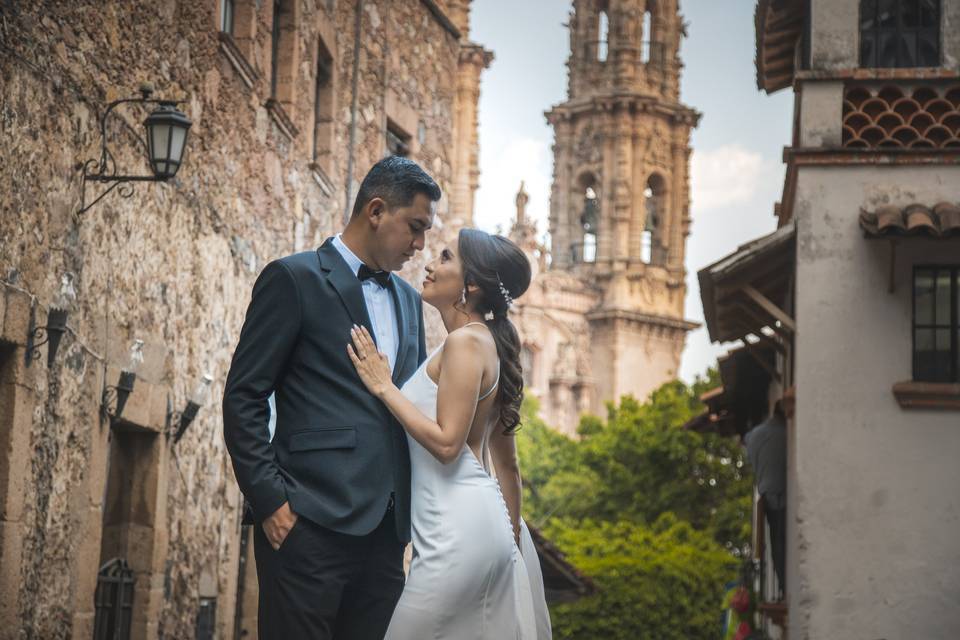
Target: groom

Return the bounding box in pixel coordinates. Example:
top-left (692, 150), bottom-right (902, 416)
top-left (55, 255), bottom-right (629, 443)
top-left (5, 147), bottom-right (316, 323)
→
top-left (223, 156), bottom-right (440, 639)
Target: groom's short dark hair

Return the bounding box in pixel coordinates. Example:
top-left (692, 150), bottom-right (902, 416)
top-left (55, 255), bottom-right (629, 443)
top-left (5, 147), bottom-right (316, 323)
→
top-left (351, 156), bottom-right (442, 218)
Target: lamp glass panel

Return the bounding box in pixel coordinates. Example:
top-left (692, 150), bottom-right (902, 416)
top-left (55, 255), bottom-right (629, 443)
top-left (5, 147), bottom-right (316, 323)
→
top-left (151, 124), bottom-right (171, 163)
top-left (169, 126), bottom-right (187, 165)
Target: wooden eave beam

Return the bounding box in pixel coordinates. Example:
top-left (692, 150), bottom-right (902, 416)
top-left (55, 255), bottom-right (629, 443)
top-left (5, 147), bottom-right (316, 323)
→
top-left (764, 38), bottom-right (798, 60)
top-left (765, 8), bottom-right (804, 33)
top-left (763, 27), bottom-right (801, 48)
top-left (745, 326), bottom-right (788, 354)
top-left (731, 297), bottom-right (793, 339)
top-left (743, 284), bottom-right (796, 333)
top-left (739, 303), bottom-right (792, 339)
top-left (763, 57), bottom-right (795, 75)
top-left (764, 75), bottom-right (794, 91)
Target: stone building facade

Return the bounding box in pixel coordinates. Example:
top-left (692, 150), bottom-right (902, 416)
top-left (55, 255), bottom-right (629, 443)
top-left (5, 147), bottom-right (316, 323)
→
top-left (0, 1), bottom-right (489, 637)
top-left (511, 0), bottom-right (700, 435)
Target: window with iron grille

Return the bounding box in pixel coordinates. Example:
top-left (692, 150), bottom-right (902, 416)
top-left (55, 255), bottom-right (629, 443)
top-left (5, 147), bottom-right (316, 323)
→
top-left (195, 597), bottom-right (217, 640)
top-left (860, 0), bottom-right (940, 68)
top-left (94, 558), bottom-right (135, 640)
top-left (913, 266), bottom-right (959, 383)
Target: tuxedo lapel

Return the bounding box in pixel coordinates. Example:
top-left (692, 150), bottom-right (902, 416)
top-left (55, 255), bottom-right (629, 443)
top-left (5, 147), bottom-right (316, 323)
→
top-left (317, 240), bottom-right (374, 333)
top-left (388, 275), bottom-right (410, 384)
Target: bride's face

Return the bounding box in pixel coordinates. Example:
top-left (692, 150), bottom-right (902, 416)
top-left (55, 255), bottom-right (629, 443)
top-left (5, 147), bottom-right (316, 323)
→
top-left (421, 244), bottom-right (465, 309)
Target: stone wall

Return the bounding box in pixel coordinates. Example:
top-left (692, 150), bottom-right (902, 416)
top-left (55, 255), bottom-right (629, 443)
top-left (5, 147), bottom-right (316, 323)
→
top-left (0, 0), bottom-right (484, 637)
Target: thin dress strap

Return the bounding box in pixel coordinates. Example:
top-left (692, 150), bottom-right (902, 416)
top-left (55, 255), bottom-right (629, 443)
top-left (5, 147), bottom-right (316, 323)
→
top-left (463, 322), bottom-right (500, 400)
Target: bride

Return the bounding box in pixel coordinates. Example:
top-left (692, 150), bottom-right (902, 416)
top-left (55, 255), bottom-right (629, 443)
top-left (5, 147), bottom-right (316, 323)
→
top-left (347, 228), bottom-right (551, 639)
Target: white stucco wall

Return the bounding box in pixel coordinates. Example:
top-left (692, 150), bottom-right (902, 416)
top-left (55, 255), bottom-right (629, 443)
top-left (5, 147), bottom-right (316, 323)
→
top-left (790, 165), bottom-right (960, 640)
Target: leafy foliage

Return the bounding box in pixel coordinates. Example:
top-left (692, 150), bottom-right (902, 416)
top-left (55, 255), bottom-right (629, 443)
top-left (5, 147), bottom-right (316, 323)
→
top-left (517, 371), bottom-right (753, 638)
top-left (546, 515), bottom-right (739, 640)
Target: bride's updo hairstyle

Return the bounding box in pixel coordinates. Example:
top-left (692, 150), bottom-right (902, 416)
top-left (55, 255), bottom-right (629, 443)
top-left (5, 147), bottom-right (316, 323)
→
top-left (457, 229), bottom-right (532, 434)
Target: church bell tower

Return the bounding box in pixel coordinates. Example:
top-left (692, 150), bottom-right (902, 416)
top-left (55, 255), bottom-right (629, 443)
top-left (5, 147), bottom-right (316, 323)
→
top-left (546, 0), bottom-right (701, 407)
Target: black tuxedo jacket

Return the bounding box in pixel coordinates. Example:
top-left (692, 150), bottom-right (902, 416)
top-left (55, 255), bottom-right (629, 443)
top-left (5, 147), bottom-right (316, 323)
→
top-left (223, 239), bottom-right (425, 543)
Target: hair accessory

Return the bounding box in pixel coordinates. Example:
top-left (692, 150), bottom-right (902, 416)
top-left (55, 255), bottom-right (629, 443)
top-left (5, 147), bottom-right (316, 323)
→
top-left (483, 310), bottom-right (495, 321)
top-left (496, 273), bottom-right (513, 309)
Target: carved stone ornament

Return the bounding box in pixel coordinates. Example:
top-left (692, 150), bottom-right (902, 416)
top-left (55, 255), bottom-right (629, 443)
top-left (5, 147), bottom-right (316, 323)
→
top-left (574, 125), bottom-right (604, 166)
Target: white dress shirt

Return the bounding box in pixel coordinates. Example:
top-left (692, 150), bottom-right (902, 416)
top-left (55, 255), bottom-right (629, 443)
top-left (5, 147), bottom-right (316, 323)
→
top-left (332, 234), bottom-right (400, 373)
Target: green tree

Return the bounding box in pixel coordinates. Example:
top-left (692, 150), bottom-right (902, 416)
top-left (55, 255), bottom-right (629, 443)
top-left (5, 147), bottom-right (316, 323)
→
top-left (515, 372), bottom-right (754, 638)
top-left (546, 514), bottom-right (739, 640)
top-left (520, 372), bottom-right (752, 551)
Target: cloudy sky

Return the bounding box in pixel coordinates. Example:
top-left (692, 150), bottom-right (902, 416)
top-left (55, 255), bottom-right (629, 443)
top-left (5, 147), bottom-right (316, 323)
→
top-left (470, 0), bottom-right (794, 382)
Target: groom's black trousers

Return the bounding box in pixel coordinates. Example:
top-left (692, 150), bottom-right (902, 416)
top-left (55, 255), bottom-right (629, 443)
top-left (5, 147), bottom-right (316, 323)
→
top-left (253, 506), bottom-right (406, 639)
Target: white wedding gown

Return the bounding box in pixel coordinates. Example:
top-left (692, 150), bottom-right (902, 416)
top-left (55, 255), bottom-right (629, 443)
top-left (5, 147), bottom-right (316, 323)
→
top-left (384, 342), bottom-right (552, 640)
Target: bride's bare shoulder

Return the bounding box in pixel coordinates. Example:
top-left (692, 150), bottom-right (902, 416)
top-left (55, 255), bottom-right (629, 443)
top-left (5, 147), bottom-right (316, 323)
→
top-left (441, 325), bottom-right (495, 364)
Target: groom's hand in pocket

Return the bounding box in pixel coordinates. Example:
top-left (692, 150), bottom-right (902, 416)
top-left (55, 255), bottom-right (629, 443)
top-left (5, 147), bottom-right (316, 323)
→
top-left (263, 501), bottom-right (299, 550)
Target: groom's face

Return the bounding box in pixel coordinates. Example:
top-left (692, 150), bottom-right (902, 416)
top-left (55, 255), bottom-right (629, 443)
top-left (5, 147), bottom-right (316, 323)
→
top-left (371, 192), bottom-right (436, 272)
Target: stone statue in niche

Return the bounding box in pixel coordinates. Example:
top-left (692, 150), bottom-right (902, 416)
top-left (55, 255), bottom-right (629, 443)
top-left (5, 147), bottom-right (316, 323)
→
top-left (554, 340), bottom-right (577, 379)
top-left (574, 329), bottom-right (592, 378)
top-left (574, 125), bottom-right (604, 167)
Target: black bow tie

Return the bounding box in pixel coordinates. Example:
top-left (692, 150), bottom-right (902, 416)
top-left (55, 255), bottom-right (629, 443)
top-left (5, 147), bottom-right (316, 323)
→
top-left (357, 264), bottom-right (391, 288)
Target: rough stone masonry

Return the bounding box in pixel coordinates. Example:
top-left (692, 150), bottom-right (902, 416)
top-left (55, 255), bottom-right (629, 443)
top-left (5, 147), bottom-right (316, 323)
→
top-left (0, 1), bottom-right (488, 637)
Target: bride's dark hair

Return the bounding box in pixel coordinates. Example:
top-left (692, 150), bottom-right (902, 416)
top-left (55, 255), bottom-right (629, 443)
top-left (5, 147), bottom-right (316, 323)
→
top-left (457, 228), bottom-right (532, 434)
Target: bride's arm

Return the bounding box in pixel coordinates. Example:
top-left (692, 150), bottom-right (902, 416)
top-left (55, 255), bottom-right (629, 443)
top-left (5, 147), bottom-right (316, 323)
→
top-left (348, 326), bottom-right (483, 464)
top-left (489, 423), bottom-right (522, 546)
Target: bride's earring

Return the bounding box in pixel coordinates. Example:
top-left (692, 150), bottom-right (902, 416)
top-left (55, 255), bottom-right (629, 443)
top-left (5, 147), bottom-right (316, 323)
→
top-left (460, 287), bottom-right (467, 306)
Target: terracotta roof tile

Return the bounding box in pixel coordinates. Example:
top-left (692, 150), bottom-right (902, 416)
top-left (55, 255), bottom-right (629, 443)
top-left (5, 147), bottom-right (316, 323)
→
top-left (859, 202), bottom-right (960, 238)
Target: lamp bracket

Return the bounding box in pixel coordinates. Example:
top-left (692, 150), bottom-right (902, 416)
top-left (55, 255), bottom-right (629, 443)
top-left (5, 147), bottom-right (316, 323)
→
top-left (101, 385), bottom-right (119, 422)
top-left (24, 321), bottom-right (48, 366)
top-left (76, 90), bottom-right (187, 217)
top-left (24, 305), bottom-right (69, 367)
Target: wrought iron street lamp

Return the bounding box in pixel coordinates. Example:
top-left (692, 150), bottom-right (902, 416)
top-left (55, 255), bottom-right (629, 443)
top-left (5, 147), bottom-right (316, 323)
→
top-left (78, 83), bottom-right (192, 216)
top-left (144, 103), bottom-right (192, 180)
top-left (102, 339), bottom-right (145, 421)
top-left (25, 272), bottom-right (77, 367)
